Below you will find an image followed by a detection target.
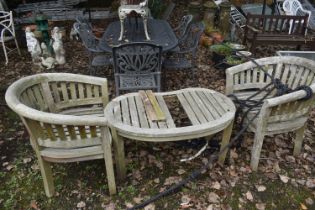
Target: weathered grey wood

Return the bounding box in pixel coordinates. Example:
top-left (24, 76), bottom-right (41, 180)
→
top-left (104, 88), bottom-right (236, 180)
top-left (111, 127), bottom-right (126, 180)
top-left (128, 96), bottom-right (140, 127)
top-left (134, 95), bottom-right (149, 128)
top-left (226, 56), bottom-right (315, 171)
top-left (218, 120), bottom-right (234, 165)
top-left (5, 73), bottom-right (116, 197)
top-left (177, 92), bottom-right (200, 125)
top-left (155, 95), bottom-right (176, 128)
top-left (101, 127), bottom-right (117, 195)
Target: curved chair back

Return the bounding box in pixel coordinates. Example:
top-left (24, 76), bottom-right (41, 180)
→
top-left (5, 73), bottom-right (116, 197)
top-left (179, 22), bottom-right (205, 52)
top-left (0, 11), bottom-right (15, 36)
top-left (112, 42), bottom-right (162, 95)
top-left (226, 56), bottom-right (315, 95)
top-left (73, 22), bottom-right (99, 51)
top-left (5, 73), bottom-right (109, 149)
top-left (175, 14), bottom-right (193, 40)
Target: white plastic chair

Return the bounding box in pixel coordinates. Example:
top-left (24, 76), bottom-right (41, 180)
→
top-left (0, 11), bottom-right (21, 65)
top-left (283, 0), bottom-right (311, 34)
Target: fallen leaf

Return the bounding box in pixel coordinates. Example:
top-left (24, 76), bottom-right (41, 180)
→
top-left (76, 201), bottom-right (86, 208)
top-left (177, 169), bottom-right (186, 175)
top-left (208, 192), bottom-right (220, 203)
top-left (30, 200), bottom-right (39, 210)
top-left (256, 185), bottom-right (266, 192)
top-left (300, 203), bottom-right (308, 210)
top-left (153, 178), bottom-right (160, 184)
top-left (306, 179), bottom-right (315, 188)
top-left (23, 158), bottom-right (32, 164)
top-left (255, 203), bottom-right (266, 210)
top-left (164, 176), bottom-right (182, 186)
top-left (305, 197), bottom-right (314, 205)
top-left (6, 165), bottom-right (14, 171)
top-left (144, 203), bottom-right (155, 210)
top-left (279, 175), bottom-right (289, 183)
top-left (245, 191), bottom-right (254, 202)
top-left (125, 202), bottom-right (133, 208)
top-left (133, 197), bottom-right (143, 204)
top-left (230, 149), bottom-right (238, 159)
top-left (211, 181), bottom-right (221, 190)
top-left (102, 202), bottom-right (115, 210)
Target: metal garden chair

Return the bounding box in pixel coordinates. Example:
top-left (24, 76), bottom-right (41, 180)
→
top-left (0, 11), bottom-right (21, 65)
top-left (73, 22), bottom-right (111, 75)
top-left (173, 14), bottom-right (193, 40)
top-left (112, 42), bottom-right (162, 96)
top-left (163, 22), bottom-right (204, 79)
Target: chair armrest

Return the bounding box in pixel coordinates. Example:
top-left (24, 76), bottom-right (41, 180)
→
top-left (265, 84), bottom-right (315, 108)
top-left (246, 25), bottom-right (261, 33)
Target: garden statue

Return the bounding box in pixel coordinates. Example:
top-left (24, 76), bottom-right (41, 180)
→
top-left (118, 0), bottom-right (150, 40)
top-left (25, 27), bottom-right (42, 64)
top-left (51, 27), bottom-right (66, 65)
top-left (40, 57), bottom-right (57, 69)
top-left (41, 42), bottom-right (50, 58)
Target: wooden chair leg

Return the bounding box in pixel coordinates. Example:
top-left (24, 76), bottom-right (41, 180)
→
top-left (101, 127), bottom-right (117, 195)
top-left (111, 128), bottom-right (126, 180)
top-left (250, 131), bottom-right (265, 171)
top-left (293, 124), bottom-right (306, 156)
top-left (36, 154), bottom-right (55, 197)
top-left (218, 120), bottom-right (234, 165)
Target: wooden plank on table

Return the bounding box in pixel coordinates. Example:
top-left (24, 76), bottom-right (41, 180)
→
top-left (196, 91), bottom-right (219, 120)
top-left (128, 96), bottom-right (140, 127)
top-left (189, 91), bottom-right (214, 121)
top-left (121, 98), bottom-right (131, 125)
top-left (177, 92), bottom-right (200, 125)
top-left (182, 91), bottom-right (207, 124)
top-left (135, 95), bottom-right (158, 128)
top-left (145, 90), bottom-right (166, 121)
top-left (155, 95), bottom-right (176, 128)
top-left (139, 90), bottom-right (157, 122)
top-left (204, 92), bottom-right (225, 116)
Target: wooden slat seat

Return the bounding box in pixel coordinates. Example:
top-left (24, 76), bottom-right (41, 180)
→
top-left (5, 73), bottom-right (117, 198)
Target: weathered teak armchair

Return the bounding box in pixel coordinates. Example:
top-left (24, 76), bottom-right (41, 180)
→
top-left (226, 56), bottom-right (315, 171)
top-left (5, 73), bottom-right (116, 197)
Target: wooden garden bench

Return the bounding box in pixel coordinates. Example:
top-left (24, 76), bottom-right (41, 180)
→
top-left (226, 56), bottom-right (315, 171)
top-left (5, 73), bottom-right (116, 197)
top-left (243, 14), bottom-right (315, 54)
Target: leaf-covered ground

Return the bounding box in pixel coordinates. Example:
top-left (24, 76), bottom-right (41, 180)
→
top-left (0, 3), bottom-right (315, 210)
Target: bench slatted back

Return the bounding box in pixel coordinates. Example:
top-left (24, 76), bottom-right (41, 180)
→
top-left (246, 14), bottom-right (308, 35)
top-left (17, 76), bottom-right (108, 149)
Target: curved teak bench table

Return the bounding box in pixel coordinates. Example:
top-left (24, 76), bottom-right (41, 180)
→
top-left (104, 88), bottom-right (236, 179)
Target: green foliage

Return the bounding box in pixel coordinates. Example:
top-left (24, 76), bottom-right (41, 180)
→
top-left (149, 0), bottom-right (166, 18)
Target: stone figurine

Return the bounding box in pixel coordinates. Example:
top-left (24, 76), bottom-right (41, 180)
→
top-left (25, 27), bottom-right (42, 64)
top-left (41, 42), bottom-right (50, 58)
top-left (51, 27), bottom-right (66, 65)
top-left (40, 57), bottom-right (57, 69)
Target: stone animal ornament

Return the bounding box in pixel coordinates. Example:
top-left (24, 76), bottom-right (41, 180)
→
top-left (40, 57), bottom-right (57, 69)
top-left (51, 27), bottom-right (66, 65)
top-left (25, 27), bottom-right (42, 64)
top-left (41, 42), bottom-right (50, 58)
